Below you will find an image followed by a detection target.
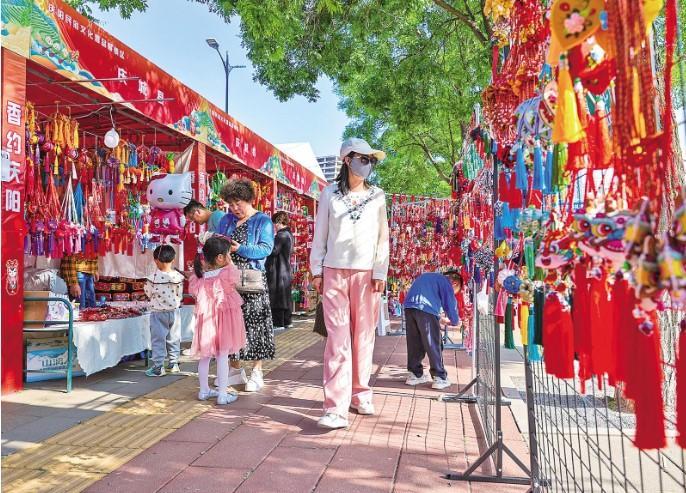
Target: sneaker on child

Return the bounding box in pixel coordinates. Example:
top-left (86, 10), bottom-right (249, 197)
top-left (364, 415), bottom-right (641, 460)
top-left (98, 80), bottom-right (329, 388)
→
top-left (405, 373), bottom-right (432, 386)
top-left (215, 367), bottom-right (248, 388)
top-left (432, 377), bottom-right (452, 390)
top-left (166, 363), bottom-right (181, 374)
top-left (217, 392), bottom-right (238, 405)
top-left (198, 389), bottom-right (219, 401)
top-left (146, 365), bottom-right (166, 377)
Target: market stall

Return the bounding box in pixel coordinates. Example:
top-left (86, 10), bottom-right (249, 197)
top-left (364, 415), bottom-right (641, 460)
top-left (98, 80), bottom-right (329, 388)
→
top-left (1, 0), bottom-right (325, 393)
top-left (275, 183), bottom-right (317, 314)
top-left (387, 195), bottom-right (459, 314)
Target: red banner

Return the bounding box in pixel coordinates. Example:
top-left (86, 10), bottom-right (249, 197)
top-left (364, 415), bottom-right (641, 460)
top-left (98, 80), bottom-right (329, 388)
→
top-left (1, 48), bottom-right (27, 393)
top-left (1, 0), bottom-right (325, 197)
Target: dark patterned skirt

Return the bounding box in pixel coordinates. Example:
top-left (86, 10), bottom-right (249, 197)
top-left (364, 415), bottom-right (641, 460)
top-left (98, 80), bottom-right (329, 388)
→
top-left (234, 272), bottom-right (275, 361)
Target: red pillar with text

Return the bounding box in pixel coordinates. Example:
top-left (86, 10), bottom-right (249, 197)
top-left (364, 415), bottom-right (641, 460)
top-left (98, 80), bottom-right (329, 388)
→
top-left (1, 49), bottom-right (27, 393)
top-left (183, 143), bottom-right (207, 272)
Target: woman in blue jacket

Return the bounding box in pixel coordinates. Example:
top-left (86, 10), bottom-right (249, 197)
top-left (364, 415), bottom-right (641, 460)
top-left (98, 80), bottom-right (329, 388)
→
top-left (217, 178), bottom-right (275, 392)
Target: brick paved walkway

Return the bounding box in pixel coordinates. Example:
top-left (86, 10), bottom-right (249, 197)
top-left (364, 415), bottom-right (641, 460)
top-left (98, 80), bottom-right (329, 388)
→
top-left (84, 334), bottom-right (530, 493)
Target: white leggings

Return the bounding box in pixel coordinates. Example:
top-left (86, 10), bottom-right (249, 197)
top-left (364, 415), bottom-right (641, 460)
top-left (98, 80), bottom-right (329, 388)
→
top-left (198, 354), bottom-right (229, 394)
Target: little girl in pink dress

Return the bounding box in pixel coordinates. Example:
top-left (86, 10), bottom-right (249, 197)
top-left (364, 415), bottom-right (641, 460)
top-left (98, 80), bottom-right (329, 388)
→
top-left (189, 237), bottom-right (246, 405)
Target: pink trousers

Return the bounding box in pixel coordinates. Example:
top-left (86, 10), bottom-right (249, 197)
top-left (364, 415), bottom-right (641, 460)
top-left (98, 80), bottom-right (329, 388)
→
top-left (322, 267), bottom-right (380, 416)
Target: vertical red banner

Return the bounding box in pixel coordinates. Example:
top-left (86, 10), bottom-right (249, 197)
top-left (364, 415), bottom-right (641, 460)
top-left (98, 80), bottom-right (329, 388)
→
top-left (1, 48), bottom-right (27, 394)
top-left (183, 143), bottom-right (207, 271)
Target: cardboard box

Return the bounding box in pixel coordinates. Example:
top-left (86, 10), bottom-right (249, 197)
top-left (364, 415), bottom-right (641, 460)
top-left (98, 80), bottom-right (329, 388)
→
top-left (25, 336), bottom-right (83, 382)
top-left (24, 290), bottom-right (50, 326)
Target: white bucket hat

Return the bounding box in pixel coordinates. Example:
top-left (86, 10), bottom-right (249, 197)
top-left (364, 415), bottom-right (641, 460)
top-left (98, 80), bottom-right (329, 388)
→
top-left (339, 137), bottom-right (386, 161)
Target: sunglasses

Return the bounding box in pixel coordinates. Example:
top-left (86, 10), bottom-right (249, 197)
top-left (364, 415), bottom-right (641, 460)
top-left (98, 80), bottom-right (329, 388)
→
top-left (350, 153), bottom-right (378, 165)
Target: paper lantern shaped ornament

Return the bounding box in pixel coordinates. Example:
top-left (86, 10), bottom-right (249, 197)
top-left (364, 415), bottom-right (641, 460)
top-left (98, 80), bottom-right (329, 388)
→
top-left (147, 172), bottom-right (193, 244)
top-left (550, 0), bottom-right (603, 51)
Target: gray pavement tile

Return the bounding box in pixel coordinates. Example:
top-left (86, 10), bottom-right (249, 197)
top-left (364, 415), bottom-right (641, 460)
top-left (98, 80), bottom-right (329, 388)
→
top-left (0, 413), bottom-right (40, 433)
top-left (1, 415), bottom-right (80, 447)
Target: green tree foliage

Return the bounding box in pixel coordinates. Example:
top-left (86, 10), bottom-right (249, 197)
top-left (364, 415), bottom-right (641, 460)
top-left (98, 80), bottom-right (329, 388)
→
top-left (66, 1), bottom-right (492, 195)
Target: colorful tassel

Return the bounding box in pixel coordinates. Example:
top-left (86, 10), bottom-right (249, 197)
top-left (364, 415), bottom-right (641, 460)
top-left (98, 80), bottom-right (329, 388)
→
top-left (676, 321), bottom-right (686, 448)
top-left (595, 100), bottom-right (612, 169)
top-left (543, 293), bottom-right (575, 378)
top-left (544, 147), bottom-right (554, 194)
top-left (573, 261), bottom-right (593, 392)
top-left (515, 145), bottom-right (528, 192)
top-left (74, 182), bottom-right (85, 225)
top-left (525, 240), bottom-right (535, 275)
top-left (574, 78), bottom-right (589, 130)
top-left (528, 312), bottom-right (542, 361)
top-left (519, 303), bottom-right (529, 342)
top-left (552, 57), bottom-right (586, 144)
top-left (552, 144), bottom-right (567, 191)
top-left (532, 143), bottom-right (544, 191)
top-left (534, 288), bottom-right (545, 345)
top-left (504, 298), bottom-right (515, 349)
top-left (609, 276), bottom-right (630, 386)
top-left (589, 272), bottom-right (615, 380)
top-left (632, 313), bottom-right (666, 450)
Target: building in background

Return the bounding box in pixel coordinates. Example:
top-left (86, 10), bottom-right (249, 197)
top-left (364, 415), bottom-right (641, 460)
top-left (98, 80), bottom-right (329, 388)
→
top-left (317, 155), bottom-right (343, 182)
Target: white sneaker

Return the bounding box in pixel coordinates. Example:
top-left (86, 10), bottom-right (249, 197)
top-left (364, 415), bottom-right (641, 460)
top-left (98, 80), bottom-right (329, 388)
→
top-left (350, 401), bottom-right (375, 415)
top-left (405, 373), bottom-right (433, 386)
top-left (198, 389), bottom-right (219, 401)
top-left (216, 368), bottom-right (248, 387)
top-left (432, 377), bottom-right (452, 390)
top-left (217, 392), bottom-right (238, 405)
top-left (317, 413), bottom-right (349, 429)
top-left (244, 369), bottom-right (264, 392)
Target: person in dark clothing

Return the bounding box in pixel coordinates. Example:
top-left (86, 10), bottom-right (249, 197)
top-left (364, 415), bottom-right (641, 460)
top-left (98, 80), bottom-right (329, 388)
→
top-left (266, 211), bottom-right (294, 330)
top-left (403, 269), bottom-right (462, 390)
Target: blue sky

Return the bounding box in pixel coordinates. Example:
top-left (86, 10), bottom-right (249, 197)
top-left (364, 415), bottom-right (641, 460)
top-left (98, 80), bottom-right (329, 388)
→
top-left (92, 0), bottom-right (349, 157)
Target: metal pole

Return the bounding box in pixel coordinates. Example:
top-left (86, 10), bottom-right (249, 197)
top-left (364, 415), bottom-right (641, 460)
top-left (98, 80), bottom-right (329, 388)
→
top-left (524, 329), bottom-right (543, 492)
top-left (66, 301), bottom-right (73, 393)
top-left (224, 50), bottom-right (229, 113)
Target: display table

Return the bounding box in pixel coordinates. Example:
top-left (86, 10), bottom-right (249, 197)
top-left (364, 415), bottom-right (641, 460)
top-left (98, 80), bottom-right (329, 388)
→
top-left (42, 306), bottom-right (195, 376)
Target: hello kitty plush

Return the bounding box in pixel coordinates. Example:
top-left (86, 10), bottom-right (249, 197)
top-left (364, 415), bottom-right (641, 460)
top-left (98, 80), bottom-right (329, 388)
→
top-left (147, 173), bottom-right (193, 243)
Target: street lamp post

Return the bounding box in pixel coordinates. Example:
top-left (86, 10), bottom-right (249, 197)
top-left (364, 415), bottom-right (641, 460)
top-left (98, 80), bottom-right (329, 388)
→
top-left (206, 38), bottom-right (246, 113)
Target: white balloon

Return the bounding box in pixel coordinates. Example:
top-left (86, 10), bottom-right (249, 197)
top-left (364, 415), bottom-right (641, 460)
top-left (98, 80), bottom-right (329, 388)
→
top-left (104, 128), bottom-right (120, 148)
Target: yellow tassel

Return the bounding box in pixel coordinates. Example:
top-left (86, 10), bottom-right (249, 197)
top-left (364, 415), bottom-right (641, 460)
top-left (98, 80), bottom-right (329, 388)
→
top-left (632, 68), bottom-right (646, 139)
top-left (519, 303), bottom-right (529, 342)
top-left (552, 58), bottom-right (585, 144)
top-left (53, 151), bottom-right (59, 175)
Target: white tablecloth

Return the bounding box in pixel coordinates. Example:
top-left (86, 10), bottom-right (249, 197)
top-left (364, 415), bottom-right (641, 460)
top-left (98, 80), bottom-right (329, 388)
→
top-left (71, 306), bottom-right (195, 375)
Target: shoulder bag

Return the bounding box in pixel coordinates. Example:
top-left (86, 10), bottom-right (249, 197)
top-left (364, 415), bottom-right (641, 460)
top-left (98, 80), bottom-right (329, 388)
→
top-left (313, 301), bottom-right (327, 337)
top-left (236, 268), bottom-right (266, 294)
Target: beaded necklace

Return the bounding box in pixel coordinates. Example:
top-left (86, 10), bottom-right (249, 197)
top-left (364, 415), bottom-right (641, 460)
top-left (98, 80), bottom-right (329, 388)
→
top-left (334, 186), bottom-right (378, 223)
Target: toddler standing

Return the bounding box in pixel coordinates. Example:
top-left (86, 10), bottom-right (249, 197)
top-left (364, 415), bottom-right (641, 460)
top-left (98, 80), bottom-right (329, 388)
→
top-left (144, 245), bottom-right (185, 377)
top-left (189, 237), bottom-right (246, 404)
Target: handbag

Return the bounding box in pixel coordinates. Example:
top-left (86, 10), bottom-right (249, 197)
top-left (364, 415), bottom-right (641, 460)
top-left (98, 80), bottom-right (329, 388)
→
top-left (313, 301), bottom-right (327, 337)
top-left (236, 268), bottom-right (266, 294)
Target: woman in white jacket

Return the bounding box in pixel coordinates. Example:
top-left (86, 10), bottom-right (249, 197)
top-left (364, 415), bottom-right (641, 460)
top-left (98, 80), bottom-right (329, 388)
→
top-left (310, 137), bottom-right (390, 430)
